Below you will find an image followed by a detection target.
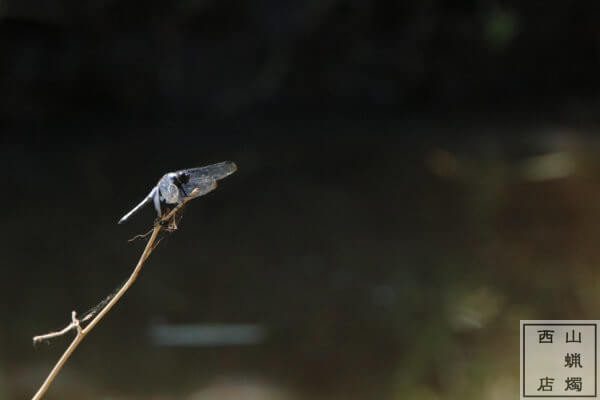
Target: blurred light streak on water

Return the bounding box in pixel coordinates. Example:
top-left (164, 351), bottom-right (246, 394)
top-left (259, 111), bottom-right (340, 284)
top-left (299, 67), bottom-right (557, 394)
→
top-left (149, 323), bottom-right (266, 346)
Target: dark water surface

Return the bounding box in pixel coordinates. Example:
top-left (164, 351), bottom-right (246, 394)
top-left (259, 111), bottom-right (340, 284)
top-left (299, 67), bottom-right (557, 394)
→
top-left (2, 116), bottom-right (600, 399)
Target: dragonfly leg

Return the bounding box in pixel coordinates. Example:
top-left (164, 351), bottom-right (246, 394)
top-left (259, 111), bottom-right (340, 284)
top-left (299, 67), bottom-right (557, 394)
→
top-left (179, 185), bottom-right (188, 197)
top-left (180, 184), bottom-right (188, 197)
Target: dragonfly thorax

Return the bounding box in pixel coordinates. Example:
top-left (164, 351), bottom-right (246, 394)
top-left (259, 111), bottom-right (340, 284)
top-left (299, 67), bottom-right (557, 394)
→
top-left (158, 173), bottom-right (184, 204)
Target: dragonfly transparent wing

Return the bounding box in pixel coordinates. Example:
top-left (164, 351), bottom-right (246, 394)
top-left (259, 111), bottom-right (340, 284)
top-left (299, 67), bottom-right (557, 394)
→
top-left (178, 161), bottom-right (236, 198)
top-left (181, 176), bottom-right (218, 199)
top-left (181, 161), bottom-right (237, 182)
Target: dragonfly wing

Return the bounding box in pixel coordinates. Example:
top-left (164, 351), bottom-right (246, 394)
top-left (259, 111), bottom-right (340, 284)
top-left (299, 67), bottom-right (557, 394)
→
top-left (181, 176), bottom-right (217, 199)
top-left (180, 161), bottom-right (237, 181)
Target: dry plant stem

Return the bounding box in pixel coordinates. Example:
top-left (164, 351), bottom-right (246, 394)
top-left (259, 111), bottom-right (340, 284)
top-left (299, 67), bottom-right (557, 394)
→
top-left (31, 188), bottom-right (199, 400)
top-left (31, 225), bottom-right (161, 400)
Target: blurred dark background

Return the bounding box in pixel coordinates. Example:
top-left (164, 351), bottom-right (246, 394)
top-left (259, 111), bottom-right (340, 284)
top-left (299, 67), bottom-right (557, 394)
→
top-left (2, 1), bottom-right (600, 399)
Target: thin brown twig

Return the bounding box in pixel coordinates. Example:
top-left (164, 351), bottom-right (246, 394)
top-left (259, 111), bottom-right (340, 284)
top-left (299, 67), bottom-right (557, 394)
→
top-left (127, 228), bottom-right (154, 242)
top-left (31, 188), bottom-right (199, 400)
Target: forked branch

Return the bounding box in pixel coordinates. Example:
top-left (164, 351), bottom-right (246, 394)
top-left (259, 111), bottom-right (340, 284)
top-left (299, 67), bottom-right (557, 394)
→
top-left (31, 188), bottom-right (200, 400)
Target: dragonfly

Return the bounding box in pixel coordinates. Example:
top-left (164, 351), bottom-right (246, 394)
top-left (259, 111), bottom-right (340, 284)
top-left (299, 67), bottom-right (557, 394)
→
top-left (118, 161), bottom-right (237, 224)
